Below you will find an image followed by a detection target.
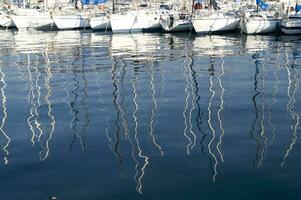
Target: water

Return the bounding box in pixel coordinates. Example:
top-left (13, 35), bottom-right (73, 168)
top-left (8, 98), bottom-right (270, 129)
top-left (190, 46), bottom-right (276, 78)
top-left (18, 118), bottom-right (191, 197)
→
top-left (0, 29), bottom-right (301, 200)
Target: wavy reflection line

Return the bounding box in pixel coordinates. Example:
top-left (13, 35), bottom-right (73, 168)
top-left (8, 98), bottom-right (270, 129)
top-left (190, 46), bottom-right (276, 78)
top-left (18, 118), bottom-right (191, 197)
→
top-left (187, 49), bottom-right (197, 151)
top-left (257, 62), bottom-right (268, 168)
top-left (216, 57), bottom-right (225, 163)
top-left (116, 57), bottom-right (141, 181)
top-left (183, 57), bottom-right (192, 155)
top-left (40, 51), bottom-right (55, 161)
top-left (250, 56), bottom-right (261, 169)
top-left (79, 65), bottom-right (89, 151)
top-left (33, 54), bottom-right (43, 143)
top-left (69, 62), bottom-right (80, 151)
top-left (0, 67), bottom-right (10, 165)
top-left (268, 61), bottom-right (280, 146)
top-left (132, 71), bottom-right (149, 194)
top-left (190, 55), bottom-right (207, 156)
top-left (149, 58), bottom-right (164, 156)
top-left (281, 63), bottom-right (300, 167)
top-left (67, 51), bottom-right (90, 152)
top-left (111, 58), bottom-right (123, 166)
top-left (26, 53), bottom-right (37, 146)
top-left (208, 71), bottom-right (218, 182)
top-left (117, 58), bottom-right (130, 140)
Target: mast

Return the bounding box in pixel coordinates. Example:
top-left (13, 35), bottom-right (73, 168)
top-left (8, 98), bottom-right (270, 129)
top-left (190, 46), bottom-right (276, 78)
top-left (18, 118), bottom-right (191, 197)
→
top-left (44, 0), bottom-right (47, 12)
top-left (257, 0), bottom-right (259, 12)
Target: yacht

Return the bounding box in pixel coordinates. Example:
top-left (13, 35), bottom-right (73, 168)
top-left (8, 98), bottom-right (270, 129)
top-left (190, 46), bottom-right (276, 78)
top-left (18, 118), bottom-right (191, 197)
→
top-left (110, 4), bottom-right (169, 33)
top-left (192, 10), bottom-right (240, 34)
top-left (240, 11), bottom-right (278, 34)
top-left (192, 1), bottom-right (240, 34)
top-left (11, 9), bottom-right (55, 30)
top-left (281, 11), bottom-right (301, 35)
top-left (53, 10), bottom-right (91, 30)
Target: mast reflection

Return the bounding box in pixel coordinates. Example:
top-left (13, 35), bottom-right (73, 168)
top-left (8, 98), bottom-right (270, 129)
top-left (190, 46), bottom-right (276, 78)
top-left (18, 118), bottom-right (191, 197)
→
top-left (281, 50), bottom-right (300, 168)
top-left (149, 57), bottom-right (164, 156)
top-left (132, 67), bottom-right (149, 194)
top-left (207, 57), bottom-right (218, 182)
top-left (216, 57), bottom-right (225, 163)
top-left (39, 45), bottom-right (55, 161)
top-left (68, 48), bottom-right (90, 151)
top-left (0, 66), bottom-right (9, 165)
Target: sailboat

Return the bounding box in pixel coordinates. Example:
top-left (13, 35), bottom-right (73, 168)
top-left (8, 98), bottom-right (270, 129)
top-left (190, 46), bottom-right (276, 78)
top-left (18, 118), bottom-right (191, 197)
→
top-left (192, 0), bottom-right (240, 34)
top-left (240, 0), bottom-right (278, 34)
top-left (0, 7), bottom-right (16, 28)
top-left (52, 0), bottom-right (96, 30)
top-left (110, 3), bottom-right (168, 33)
top-left (89, 1), bottom-right (111, 31)
top-left (160, 2), bottom-right (193, 32)
top-left (9, 0), bottom-right (68, 31)
top-left (281, 3), bottom-right (301, 35)
top-left (12, 10), bottom-right (55, 30)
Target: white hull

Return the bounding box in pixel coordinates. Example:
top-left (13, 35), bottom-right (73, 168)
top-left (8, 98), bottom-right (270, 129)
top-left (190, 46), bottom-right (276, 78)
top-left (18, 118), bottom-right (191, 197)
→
top-left (53, 15), bottom-right (90, 30)
top-left (240, 19), bottom-right (277, 34)
top-left (11, 14), bottom-right (55, 30)
top-left (160, 17), bottom-right (193, 32)
top-left (192, 12), bottom-right (240, 34)
top-left (90, 16), bottom-right (111, 30)
top-left (0, 15), bottom-right (15, 28)
top-left (110, 11), bottom-right (161, 33)
top-left (281, 19), bottom-right (301, 35)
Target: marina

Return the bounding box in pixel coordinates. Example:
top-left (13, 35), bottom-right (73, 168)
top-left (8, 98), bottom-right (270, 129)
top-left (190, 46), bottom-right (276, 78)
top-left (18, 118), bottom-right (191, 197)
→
top-left (1, 0), bottom-right (301, 199)
top-left (0, 0), bottom-right (301, 35)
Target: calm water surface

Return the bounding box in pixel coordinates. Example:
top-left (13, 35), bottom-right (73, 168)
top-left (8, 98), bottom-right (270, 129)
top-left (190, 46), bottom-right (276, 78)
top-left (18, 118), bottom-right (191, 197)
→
top-left (0, 29), bottom-right (301, 200)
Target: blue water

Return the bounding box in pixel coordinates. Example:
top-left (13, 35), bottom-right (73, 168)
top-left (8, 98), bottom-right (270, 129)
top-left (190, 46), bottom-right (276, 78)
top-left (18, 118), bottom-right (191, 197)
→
top-left (0, 30), bottom-right (301, 200)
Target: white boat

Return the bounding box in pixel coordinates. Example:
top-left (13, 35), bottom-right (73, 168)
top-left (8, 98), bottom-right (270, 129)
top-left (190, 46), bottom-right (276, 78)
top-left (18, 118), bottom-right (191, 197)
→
top-left (0, 11), bottom-right (15, 28)
top-left (11, 11), bottom-right (55, 30)
top-left (192, 10), bottom-right (240, 34)
top-left (90, 13), bottom-right (111, 31)
top-left (240, 12), bottom-right (278, 34)
top-left (110, 4), bottom-right (168, 33)
top-left (53, 13), bottom-right (90, 30)
top-left (281, 12), bottom-right (301, 35)
top-left (160, 13), bottom-right (193, 32)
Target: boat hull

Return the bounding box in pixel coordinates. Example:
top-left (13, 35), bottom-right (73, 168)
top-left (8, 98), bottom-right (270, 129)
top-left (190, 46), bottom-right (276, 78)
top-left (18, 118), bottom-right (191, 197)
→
top-left (161, 19), bottom-right (193, 32)
top-left (11, 15), bottom-right (55, 30)
top-left (110, 12), bottom-right (161, 33)
top-left (53, 15), bottom-right (90, 30)
top-left (240, 19), bottom-right (278, 34)
top-left (192, 15), bottom-right (240, 34)
top-left (281, 19), bottom-right (301, 35)
top-left (90, 16), bottom-right (111, 31)
top-left (0, 15), bottom-right (15, 28)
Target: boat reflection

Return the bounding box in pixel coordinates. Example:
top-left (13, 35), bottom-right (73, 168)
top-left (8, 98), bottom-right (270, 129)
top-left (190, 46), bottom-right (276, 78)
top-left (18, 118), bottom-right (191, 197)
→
top-left (241, 35), bottom-right (278, 54)
top-left (193, 34), bottom-right (242, 56)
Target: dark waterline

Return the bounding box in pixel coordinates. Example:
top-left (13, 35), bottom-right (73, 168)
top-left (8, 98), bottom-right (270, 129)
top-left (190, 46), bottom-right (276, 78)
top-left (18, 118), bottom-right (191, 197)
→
top-left (0, 29), bottom-right (301, 200)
